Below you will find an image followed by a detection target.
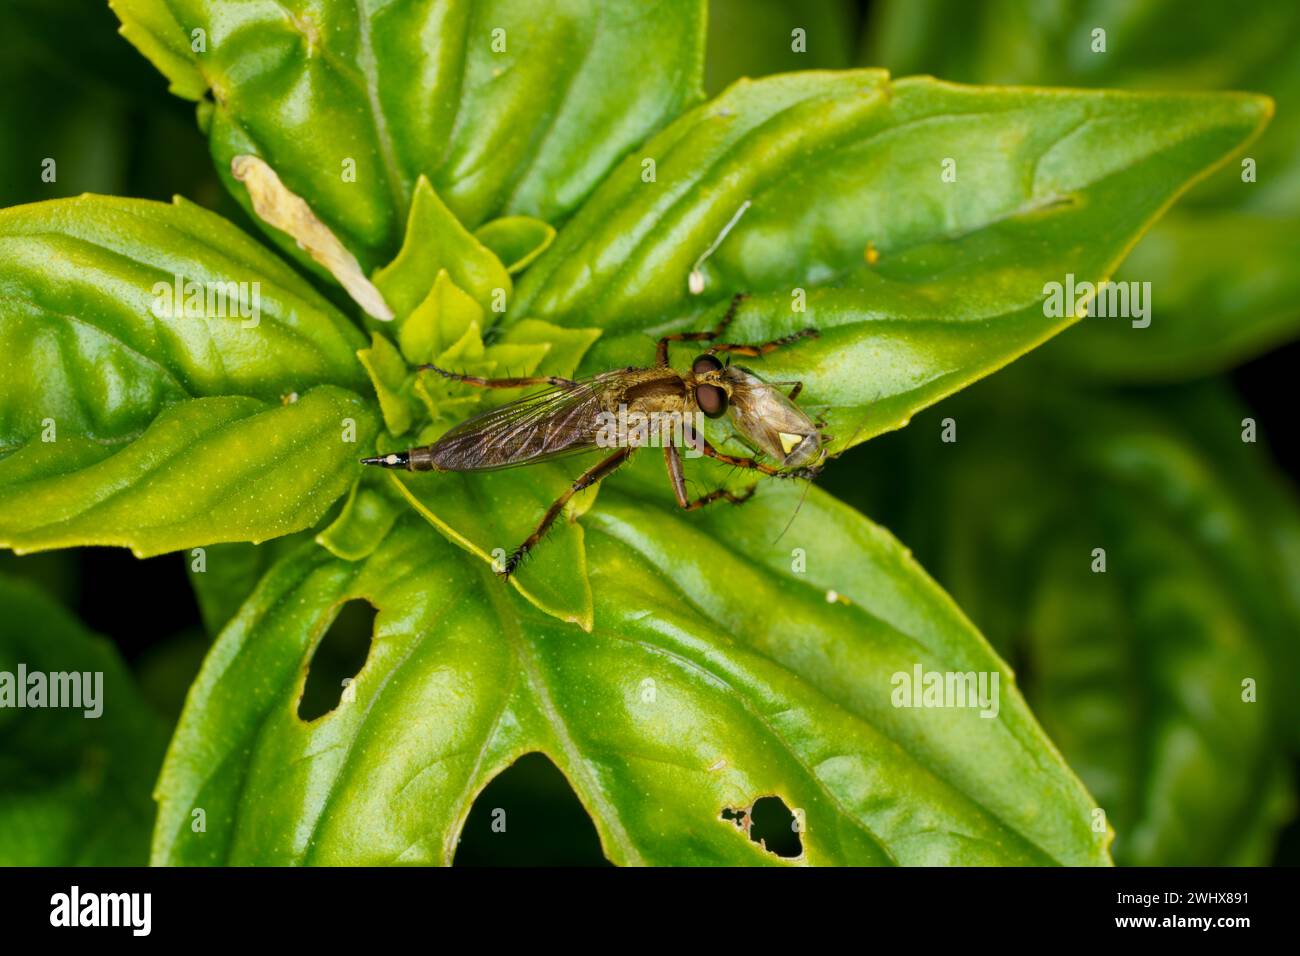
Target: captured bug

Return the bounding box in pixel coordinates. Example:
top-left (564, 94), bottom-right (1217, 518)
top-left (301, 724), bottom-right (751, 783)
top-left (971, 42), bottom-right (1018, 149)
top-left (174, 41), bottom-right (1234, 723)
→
top-left (362, 294), bottom-right (827, 578)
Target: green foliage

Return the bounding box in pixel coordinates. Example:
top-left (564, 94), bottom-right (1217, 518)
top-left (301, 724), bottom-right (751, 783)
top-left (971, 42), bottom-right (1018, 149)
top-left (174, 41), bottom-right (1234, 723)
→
top-left (514, 71), bottom-right (1267, 449)
top-left (112, 0), bottom-right (709, 269)
top-left (0, 577), bottom-right (166, 865)
top-left (866, 0), bottom-right (1300, 380)
top-left (825, 378), bottom-right (1300, 865)
top-left (0, 0), bottom-right (1288, 866)
top-left (153, 493), bottom-right (1111, 865)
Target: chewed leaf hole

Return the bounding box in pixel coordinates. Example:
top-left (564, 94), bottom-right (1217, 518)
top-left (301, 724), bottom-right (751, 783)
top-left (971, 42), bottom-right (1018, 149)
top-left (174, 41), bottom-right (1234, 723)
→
top-left (722, 795), bottom-right (803, 859)
top-left (298, 598), bottom-right (376, 721)
top-left (454, 753), bottom-right (609, 866)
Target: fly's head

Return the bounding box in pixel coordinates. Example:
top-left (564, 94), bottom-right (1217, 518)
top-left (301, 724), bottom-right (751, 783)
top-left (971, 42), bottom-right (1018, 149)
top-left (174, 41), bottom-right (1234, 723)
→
top-left (687, 356), bottom-right (825, 473)
top-left (687, 354), bottom-right (731, 418)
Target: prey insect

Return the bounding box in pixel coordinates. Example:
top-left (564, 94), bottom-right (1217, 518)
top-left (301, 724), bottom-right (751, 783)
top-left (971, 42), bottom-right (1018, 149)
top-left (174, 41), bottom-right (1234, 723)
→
top-left (362, 294), bottom-right (826, 579)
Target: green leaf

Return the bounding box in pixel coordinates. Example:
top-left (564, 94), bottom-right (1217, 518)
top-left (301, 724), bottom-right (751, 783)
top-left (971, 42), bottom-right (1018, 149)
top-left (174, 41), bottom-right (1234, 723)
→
top-left (867, 0), bottom-right (1300, 211)
top-left (108, 0), bottom-right (207, 100)
top-left (372, 177), bottom-right (511, 321)
top-left (188, 532), bottom-right (319, 637)
top-left (357, 331), bottom-right (417, 436)
top-left (0, 386), bottom-right (378, 557)
top-left (0, 195), bottom-right (379, 555)
top-left (112, 0), bottom-right (707, 269)
top-left (152, 478), bottom-right (1110, 865)
top-left (384, 465), bottom-right (597, 631)
top-left (316, 475), bottom-right (402, 562)
top-left (0, 575), bottom-right (167, 865)
top-left (496, 319), bottom-right (602, 380)
top-left (866, 0), bottom-right (1300, 379)
top-left (474, 216), bottom-right (557, 274)
top-left (830, 379), bottom-right (1298, 865)
top-left (511, 71), bottom-right (1269, 450)
top-left (0, 195), bottom-right (368, 449)
top-left (398, 270), bottom-right (485, 366)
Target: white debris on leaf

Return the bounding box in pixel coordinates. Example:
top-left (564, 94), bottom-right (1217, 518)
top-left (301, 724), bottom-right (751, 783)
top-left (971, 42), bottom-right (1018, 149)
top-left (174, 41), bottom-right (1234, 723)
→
top-left (230, 154), bottom-right (394, 322)
top-left (687, 198), bottom-right (751, 295)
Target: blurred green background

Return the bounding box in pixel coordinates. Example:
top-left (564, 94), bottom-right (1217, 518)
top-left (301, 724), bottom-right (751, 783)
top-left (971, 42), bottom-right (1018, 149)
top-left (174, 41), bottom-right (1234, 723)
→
top-left (1, 0), bottom-right (1296, 866)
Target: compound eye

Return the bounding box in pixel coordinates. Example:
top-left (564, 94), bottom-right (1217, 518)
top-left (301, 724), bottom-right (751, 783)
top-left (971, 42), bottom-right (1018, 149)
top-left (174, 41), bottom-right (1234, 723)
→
top-left (696, 384), bottom-right (728, 418)
top-left (692, 354), bottom-right (723, 375)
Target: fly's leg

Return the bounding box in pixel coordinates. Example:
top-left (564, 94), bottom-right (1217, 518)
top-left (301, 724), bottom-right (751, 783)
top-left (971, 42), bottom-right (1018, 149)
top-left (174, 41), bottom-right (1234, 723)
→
top-left (683, 423), bottom-right (822, 481)
top-left (501, 448), bottom-right (633, 579)
top-left (753, 378), bottom-right (805, 400)
top-left (783, 381), bottom-right (804, 400)
top-left (663, 446), bottom-right (757, 510)
top-left (809, 411), bottom-right (832, 444)
top-left (682, 487), bottom-right (757, 510)
top-left (656, 292), bottom-right (749, 365)
top-left (419, 364), bottom-right (576, 389)
top-left (707, 327), bottom-right (819, 358)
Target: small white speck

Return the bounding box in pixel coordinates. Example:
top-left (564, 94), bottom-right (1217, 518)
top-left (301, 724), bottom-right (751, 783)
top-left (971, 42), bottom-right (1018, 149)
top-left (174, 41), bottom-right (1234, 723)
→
top-left (825, 590), bottom-right (839, 603)
top-left (385, 454), bottom-right (400, 465)
top-left (707, 758), bottom-right (726, 772)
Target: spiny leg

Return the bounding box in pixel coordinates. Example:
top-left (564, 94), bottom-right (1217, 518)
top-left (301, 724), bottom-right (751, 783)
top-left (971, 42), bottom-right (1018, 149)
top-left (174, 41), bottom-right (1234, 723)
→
top-left (656, 292), bottom-right (749, 366)
top-left (683, 423), bottom-right (822, 481)
top-left (502, 448), bottom-right (633, 579)
top-left (682, 487), bottom-right (756, 510)
top-left (707, 327), bottom-right (819, 358)
top-left (418, 363), bottom-right (575, 389)
top-left (662, 446), bottom-right (756, 510)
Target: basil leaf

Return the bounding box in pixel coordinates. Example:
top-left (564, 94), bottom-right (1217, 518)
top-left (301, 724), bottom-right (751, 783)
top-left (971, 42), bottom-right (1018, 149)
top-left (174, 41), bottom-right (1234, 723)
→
top-left (512, 71), bottom-right (1268, 449)
top-left (867, 0), bottom-right (1300, 380)
top-left (0, 195), bottom-right (368, 448)
top-left (112, 0), bottom-right (707, 269)
top-left (0, 387), bottom-right (377, 557)
top-left (152, 482), bottom-right (1109, 865)
top-left (829, 380), bottom-right (1299, 865)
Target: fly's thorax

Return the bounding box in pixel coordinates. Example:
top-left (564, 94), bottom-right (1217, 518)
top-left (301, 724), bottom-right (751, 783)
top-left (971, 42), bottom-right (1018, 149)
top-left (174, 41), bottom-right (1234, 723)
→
top-left (596, 368), bottom-right (696, 450)
top-left (615, 369), bottom-right (690, 415)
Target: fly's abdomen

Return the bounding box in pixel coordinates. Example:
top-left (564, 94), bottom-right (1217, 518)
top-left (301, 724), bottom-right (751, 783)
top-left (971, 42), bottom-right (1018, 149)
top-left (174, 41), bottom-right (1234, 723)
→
top-left (408, 445), bottom-right (446, 471)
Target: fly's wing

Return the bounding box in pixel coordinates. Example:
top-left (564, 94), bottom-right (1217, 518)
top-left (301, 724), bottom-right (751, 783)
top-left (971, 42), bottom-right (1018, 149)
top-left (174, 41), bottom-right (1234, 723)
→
top-left (425, 378), bottom-right (611, 471)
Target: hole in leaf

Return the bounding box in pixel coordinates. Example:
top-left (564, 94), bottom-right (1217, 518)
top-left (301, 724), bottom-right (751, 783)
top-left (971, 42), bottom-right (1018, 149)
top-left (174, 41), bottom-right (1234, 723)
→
top-left (297, 599), bottom-right (375, 721)
top-left (722, 795), bottom-right (803, 859)
top-left (453, 753), bottom-right (610, 866)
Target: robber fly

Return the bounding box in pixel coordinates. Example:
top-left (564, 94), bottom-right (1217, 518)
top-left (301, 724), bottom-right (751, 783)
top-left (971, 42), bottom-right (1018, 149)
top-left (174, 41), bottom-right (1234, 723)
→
top-left (362, 294), bottom-right (826, 578)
